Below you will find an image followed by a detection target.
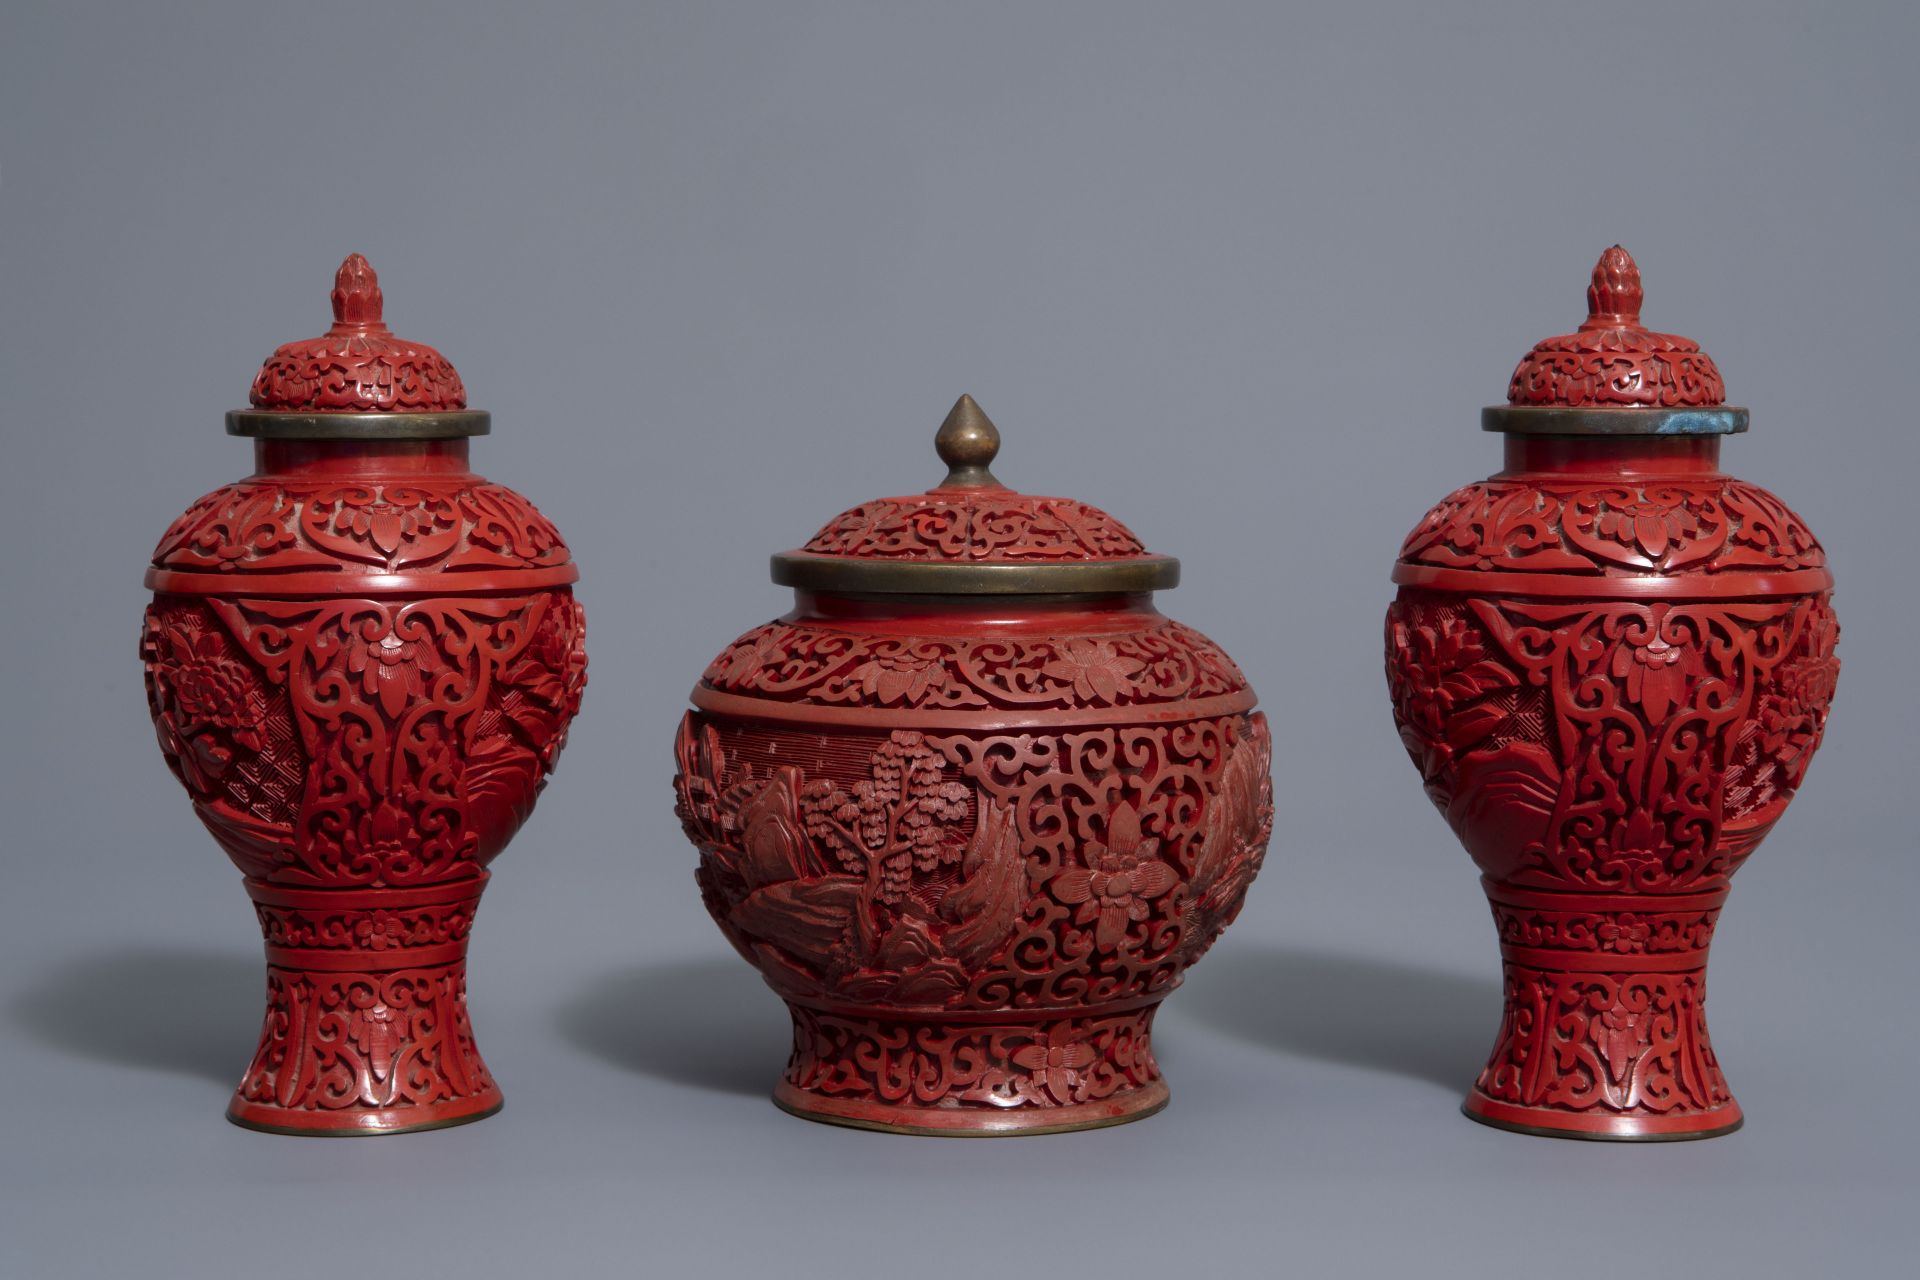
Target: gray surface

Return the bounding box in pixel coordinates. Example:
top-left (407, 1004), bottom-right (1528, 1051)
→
top-left (2, 2), bottom-right (1915, 1276)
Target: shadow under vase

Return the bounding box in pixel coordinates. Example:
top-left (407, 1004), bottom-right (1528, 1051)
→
top-left (1174, 942), bottom-right (1502, 1093)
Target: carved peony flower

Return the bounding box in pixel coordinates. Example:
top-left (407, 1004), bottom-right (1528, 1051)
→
top-left (1042, 638), bottom-right (1144, 704)
top-left (1009, 1024), bottom-right (1098, 1106)
top-left (1051, 803), bottom-right (1178, 952)
top-left (163, 630), bottom-right (266, 751)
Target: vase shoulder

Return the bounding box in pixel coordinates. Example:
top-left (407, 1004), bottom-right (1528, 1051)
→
top-left (147, 466), bottom-right (575, 595)
top-left (1394, 465), bottom-right (1828, 597)
top-left (692, 603), bottom-right (1254, 731)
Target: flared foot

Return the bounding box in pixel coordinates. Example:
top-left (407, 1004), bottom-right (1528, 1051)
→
top-left (1463, 1092), bottom-right (1742, 1141)
top-left (229, 1091), bottom-right (503, 1136)
top-left (1469, 883), bottom-right (1741, 1141)
top-left (231, 877), bottom-right (500, 1136)
top-left (775, 1001), bottom-right (1167, 1136)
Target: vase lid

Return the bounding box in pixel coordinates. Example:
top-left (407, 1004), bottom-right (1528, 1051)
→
top-left (770, 395), bottom-right (1180, 595)
top-left (1485, 246), bottom-right (1748, 437)
top-left (226, 254), bottom-right (490, 440)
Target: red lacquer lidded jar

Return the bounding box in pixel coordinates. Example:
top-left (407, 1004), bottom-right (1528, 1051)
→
top-left (674, 396), bottom-right (1273, 1135)
top-left (141, 256), bottom-right (587, 1134)
top-left (1385, 248), bottom-right (1839, 1139)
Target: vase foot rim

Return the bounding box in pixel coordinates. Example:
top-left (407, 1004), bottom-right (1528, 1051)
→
top-left (1462, 1095), bottom-right (1743, 1142)
top-left (771, 1078), bottom-right (1169, 1137)
top-left (225, 1094), bottom-right (503, 1137)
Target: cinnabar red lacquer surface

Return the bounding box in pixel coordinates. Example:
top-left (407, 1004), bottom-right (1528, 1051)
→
top-left (141, 258), bottom-right (585, 1134)
top-left (675, 401), bottom-right (1273, 1134)
top-left (1384, 249), bottom-right (1838, 1139)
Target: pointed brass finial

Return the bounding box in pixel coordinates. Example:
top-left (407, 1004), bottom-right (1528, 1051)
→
top-left (330, 253), bottom-right (385, 328)
top-left (1583, 245), bottom-right (1644, 329)
top-left (934, 393), bottom-right (1003, 488)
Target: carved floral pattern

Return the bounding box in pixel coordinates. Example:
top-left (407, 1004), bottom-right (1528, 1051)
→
top-left (1398, 479), bottom-right (1824, 577)
top-left (802, 494), bottom-right (1149, 561)
top-left (1490, 902), bottom-right (1719, 957)
top-left (255, 899), bottom-right (477, 953)
top-left (152, 480), bottom-right (571, 576)
top-left (700, 618), bottom-right (1247, 711)
top-left (143, 587), bottom-right (585, 887)
top-left (1505, 246), bottom-right (1726, 408)
top-left (238, 963), bottom-right (492, 1114)
top-left (1477, 966), bottom-right (1727, 1116)
top-left (786, 1006), bottom-right (1157, 1111)
top-left (1386, 591), bottom-right (1837, 891)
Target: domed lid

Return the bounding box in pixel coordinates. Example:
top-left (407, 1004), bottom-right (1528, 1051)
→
top-left (1485, 246), bottom-right (1747, 436)
top-left (226, 255), bottom-right (490, 440)
top-left (771, 395), bottom-right (1180, 595)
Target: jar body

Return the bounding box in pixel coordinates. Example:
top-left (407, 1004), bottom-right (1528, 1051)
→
top-left (677, 592), bottom-right (1271, 1133)
top-left (1386, 436), bottom-right (1837, 1138)
top-left (142, 439), bottom-right (585, 1133)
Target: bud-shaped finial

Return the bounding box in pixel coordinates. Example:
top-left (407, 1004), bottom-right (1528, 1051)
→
top-left (934, 394), bottom-right (1003, 489)
top-left (330, 253), bottom-right (385, 328)
top-left (1583, 245), bottom-right (1644, 329)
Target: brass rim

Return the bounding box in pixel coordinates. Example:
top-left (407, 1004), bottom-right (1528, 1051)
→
top-left (770, 551), bottom-right (1180, 596)
top-left (225, 1099), bottom-right (503, 1137)
top-left (1460, 1101), bottom-right (1744, 1143)
top-left (226, 410), bottom-right (492, 439)
top-left (1481, 406), bottom-right (1748, 436)
top-left (772, 1092), bottom-right (1169, 1138)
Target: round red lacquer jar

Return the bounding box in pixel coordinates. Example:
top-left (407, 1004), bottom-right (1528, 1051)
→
top-left (674, 396), bottom-right (1273, 1134)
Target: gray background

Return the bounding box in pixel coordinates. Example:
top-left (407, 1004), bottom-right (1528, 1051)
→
top-left (3, 2), bottom-right (1914, 1276)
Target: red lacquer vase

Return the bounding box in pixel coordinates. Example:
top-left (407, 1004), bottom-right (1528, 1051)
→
top-left (141, 256), bottom-right (587, 1134)
top-left (1385, 248), bottom-right (1839, 1139)
top-left (674, 396), bottom-right (1273, 1134)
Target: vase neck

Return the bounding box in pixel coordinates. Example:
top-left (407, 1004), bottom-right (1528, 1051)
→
top-left (1500, 435), bottom-right (1722, 479)
top-left (253, 439), bottom-right (475, 479)
top-left (790, 591), bottom-right (1161, 633)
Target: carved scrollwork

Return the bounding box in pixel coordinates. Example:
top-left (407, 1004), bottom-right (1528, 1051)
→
top-left (1398, 478), bottom-right (1824, 576)
top-left (152, 479), bottom-right (572, 576)
top-left (786, 1007), bottom-right (1159, 1110)
top-left (1386, 591), bottom-right (1837, 891)
top-left (700, 618), bottom-right (1248, 711)
top-left (237, 963), bottom-right (492, 1113)
top-left (1477, 966), bottom-right (1728, 1115)
top-left (142, 588), bottom-right (586, 887)
top-left (802, 493), bottom-right (1149, 561)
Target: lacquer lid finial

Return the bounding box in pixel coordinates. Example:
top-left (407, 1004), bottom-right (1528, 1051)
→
top-left (1583, 245), bottom-right (1644, 330)
top-left (329, 253), bottom-right (386, 327)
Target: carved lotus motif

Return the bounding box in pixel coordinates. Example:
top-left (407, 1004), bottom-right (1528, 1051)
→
top-left (1042, 638), bottom-right (1145, 704)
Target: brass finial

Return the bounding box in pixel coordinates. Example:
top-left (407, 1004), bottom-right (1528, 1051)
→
top-left (330, 253), bottom-right (385, 328)
top-left (934, 394), bottom-right (1003, 488)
